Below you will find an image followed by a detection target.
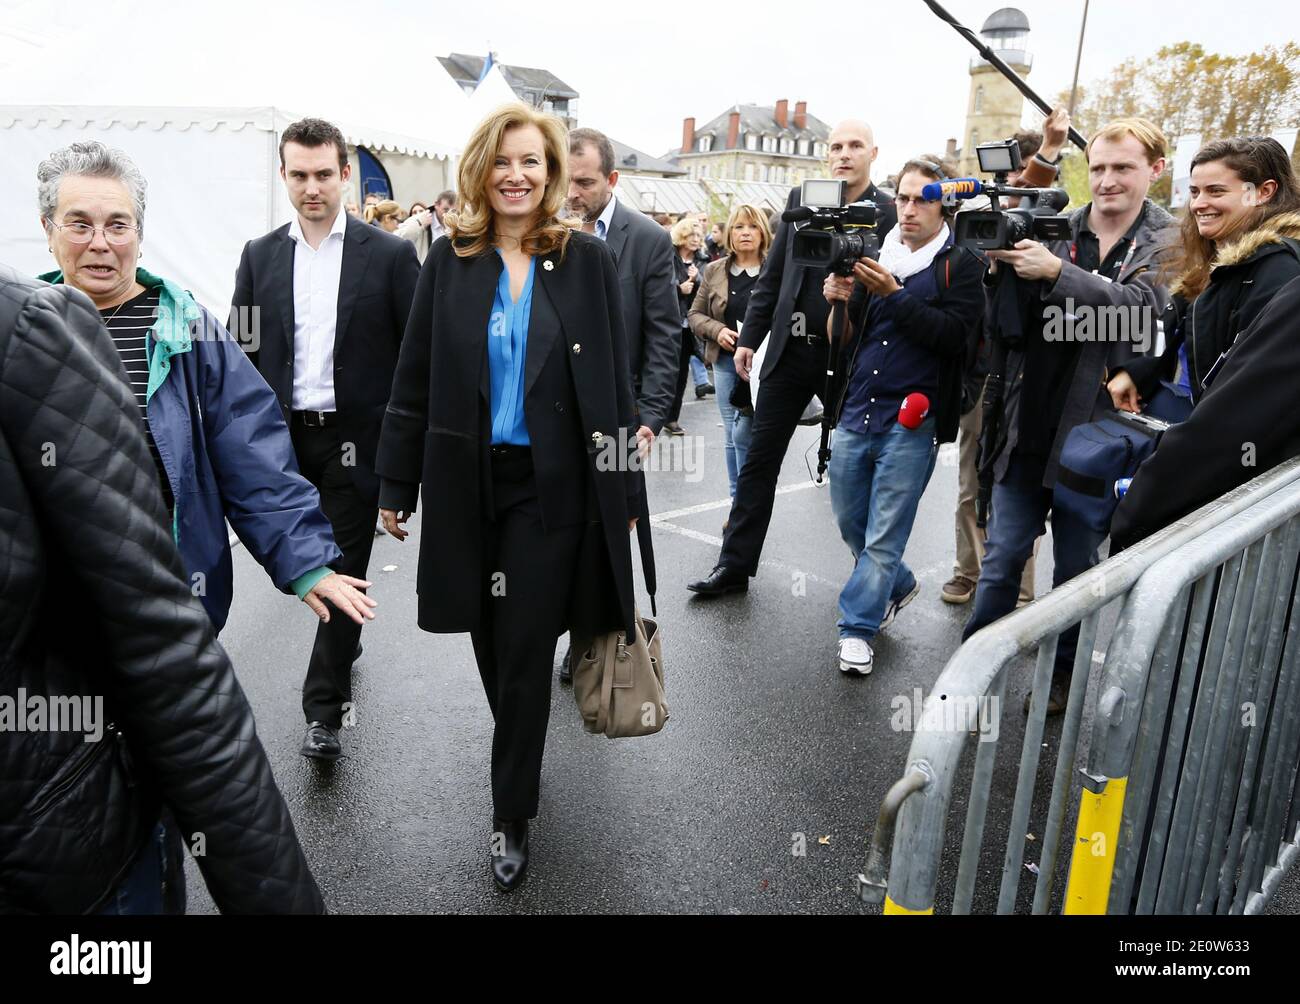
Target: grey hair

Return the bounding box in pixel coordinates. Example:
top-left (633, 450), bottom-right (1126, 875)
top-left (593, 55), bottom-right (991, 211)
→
top-left (37, 140), bottom-right (148, 237)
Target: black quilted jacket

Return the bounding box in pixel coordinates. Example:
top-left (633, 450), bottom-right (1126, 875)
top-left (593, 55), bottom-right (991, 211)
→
top-left (0, 266), bottom-right (324, 914)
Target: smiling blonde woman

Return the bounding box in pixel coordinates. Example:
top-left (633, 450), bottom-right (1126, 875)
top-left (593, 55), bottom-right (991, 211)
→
top-left (375, 103), bottom-right (643, 892)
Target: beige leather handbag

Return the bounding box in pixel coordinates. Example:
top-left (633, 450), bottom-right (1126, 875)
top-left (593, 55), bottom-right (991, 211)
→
top-left (572, 614), bottom-right (667, 738)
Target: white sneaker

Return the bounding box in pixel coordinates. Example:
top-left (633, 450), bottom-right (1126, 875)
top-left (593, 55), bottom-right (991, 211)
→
top-left (838, 637), bottom-right (874, 675)
top-left (879, 582), bottom-right (920, 634)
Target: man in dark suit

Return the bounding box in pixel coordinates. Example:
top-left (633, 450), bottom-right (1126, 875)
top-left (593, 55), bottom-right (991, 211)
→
top-left (688, 120), bottom-right (897, 595)
top-left (566, 128), bottom-right (680, 444)
top-left (557, 128), bottom-right (680, 682)
top-left (230, 118), bottom-right (419, 761)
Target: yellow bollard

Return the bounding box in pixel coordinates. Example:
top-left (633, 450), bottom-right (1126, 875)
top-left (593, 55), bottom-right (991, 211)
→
top-left (1063, 776), bottom-right (1127, 914)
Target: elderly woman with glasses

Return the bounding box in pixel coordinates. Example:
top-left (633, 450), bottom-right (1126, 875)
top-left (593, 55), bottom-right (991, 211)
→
top-left (36, 140), bottom-right (375, 635)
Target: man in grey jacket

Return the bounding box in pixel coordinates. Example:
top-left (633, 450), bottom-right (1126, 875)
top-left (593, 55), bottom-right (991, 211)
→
top-left (961, 118), bottom-right (1176, 715)
top-left (567, 128), bottom-right (680, 444)
top-left (558, 128), bottom-right (680, 682)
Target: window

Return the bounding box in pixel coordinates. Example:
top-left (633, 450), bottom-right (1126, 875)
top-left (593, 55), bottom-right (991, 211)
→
top-left (780, 137), bottom-right (794, 155)
top-left (974, 86), bottom-right (984, 113)
top-left (970, 130), bottom-right (980, 151)
top-left (744, 162), bottom-right (755, 181)
top-left (813, 141), bottom-right (827, 158)
top-left (697, 135), bottom-right (713, 153)
top-left (745, 132), bottom-right (757, 151)
top-left (760, 164), bottom-right (769, 182)
top-left (700, 164), bottom-right (710, 178)
top-left (774, 166), bottom-right (786, 184)
top-left (798, 138), bottom-right (809, 156)
top-left (762, 134), bottom-right (776, 153)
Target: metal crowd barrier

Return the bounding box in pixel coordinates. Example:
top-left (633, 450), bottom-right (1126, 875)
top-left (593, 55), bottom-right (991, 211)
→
top-left (859, 457), bottom-right (1300, 914)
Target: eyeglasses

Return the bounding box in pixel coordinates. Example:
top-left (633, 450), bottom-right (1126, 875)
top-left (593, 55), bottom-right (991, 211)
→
top-left (47, 221), bottom-right (140, 245)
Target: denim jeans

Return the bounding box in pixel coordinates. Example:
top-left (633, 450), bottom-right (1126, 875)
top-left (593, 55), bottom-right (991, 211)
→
top-left (962, 454), bottom-right (1107, 674)
top-left (97, 816), bottom-right (187, 915)
top-left (710, 353), bottom-right (751, 496)
top-left (829, 418), bottom-right (938, 641)
top-left (689, 354), bottom-right (710, 388)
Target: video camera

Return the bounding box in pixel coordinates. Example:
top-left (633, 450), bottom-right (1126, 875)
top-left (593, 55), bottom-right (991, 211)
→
top-left (785, 179), bottom-right (881, 276)
top-left (946, 140), bottom-right (1072, 251)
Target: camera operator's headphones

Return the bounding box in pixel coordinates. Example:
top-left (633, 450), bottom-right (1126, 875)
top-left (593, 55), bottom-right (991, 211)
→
top-left (904, 158), bottom-right (959, 220)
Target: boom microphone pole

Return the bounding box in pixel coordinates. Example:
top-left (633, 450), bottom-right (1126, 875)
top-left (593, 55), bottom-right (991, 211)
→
top-left (923, 0), bottom-right (1088, 151)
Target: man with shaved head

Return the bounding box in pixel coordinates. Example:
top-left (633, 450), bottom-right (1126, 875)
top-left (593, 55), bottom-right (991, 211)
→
top-left (689, 120), bottom-right (896, 595)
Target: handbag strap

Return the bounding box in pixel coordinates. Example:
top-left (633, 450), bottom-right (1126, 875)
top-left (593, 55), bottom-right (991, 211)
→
top-left (634, 489), bottom-right (657, 617)
top-left (596, 634), bottom-right (619, 735)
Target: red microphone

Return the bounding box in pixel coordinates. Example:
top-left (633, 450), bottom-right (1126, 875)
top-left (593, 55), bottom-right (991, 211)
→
top-left (898, 393), bottom-right (931, 430)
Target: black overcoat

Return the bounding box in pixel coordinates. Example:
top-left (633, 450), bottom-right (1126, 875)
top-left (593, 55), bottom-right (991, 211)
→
top-left (376, 230), bottom-right (641, 639)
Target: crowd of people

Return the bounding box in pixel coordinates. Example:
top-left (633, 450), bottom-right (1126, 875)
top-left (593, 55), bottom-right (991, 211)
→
top-left (3, 93), bottom-right (1299, 912)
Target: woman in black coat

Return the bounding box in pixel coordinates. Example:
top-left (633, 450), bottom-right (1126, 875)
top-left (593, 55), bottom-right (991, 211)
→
top-left (1107, 137), bottom-right (1300, 547)
top-left (375, 103), bottom-right (642, 892)
top-left (1107, 137), bottom-right (1300, 420)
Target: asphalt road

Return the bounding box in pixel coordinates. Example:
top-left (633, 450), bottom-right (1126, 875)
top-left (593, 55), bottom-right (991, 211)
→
top-left (189, 391), bottom-right (1298, 915)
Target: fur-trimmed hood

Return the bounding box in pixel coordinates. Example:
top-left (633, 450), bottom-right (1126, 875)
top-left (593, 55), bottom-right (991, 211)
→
top-left (1214, 210), bottom-right (1300, 269)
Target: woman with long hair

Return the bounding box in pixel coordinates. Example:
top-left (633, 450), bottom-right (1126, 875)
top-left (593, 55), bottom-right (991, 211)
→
top-left (1107, 136), bottom-right (1300, 419)
top-left (688, 203), bottom-right (771, 499)
top-left (375, 103), bottom-right (642, 891)
top-left (1110, 137), bottom-right (1300, 547)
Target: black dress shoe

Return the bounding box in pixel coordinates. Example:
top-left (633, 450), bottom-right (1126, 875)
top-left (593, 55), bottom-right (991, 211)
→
top-left (491, 818), bottom-right (529, 891)
top-left (558, 644), bottom-right (574, 684)
top-left (353, 643), bottom-right (363, 664)
top-left (301, 722), bottom-right (341, 760)
top-left (687, 564), bottom-right (749, 596)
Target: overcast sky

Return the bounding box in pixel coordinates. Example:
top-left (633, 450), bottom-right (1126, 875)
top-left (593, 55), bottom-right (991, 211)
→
top-left (2, 0), bottom-right (1295, 180)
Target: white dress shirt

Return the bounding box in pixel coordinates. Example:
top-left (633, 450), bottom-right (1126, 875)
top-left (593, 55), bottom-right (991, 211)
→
top-left (593, 193), bottom-right (619, 241)
top-left (288, 206), bottom-right (347, 411)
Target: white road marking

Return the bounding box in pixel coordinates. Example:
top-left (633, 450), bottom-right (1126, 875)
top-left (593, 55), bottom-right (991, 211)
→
top-left (650, 479), bottom-right (824, 523)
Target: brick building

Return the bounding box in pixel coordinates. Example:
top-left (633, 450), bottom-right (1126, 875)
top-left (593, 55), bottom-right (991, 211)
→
top-left (665, 100), bottom-right (832, 185)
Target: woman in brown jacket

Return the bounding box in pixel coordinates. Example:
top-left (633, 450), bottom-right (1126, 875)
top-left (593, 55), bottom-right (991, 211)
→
top-left (687, 203), bottom-right (771, 498)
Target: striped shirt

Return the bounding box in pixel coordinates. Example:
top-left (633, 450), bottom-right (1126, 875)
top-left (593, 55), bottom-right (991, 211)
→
top-left (101, 288), bottom-right (174, 512)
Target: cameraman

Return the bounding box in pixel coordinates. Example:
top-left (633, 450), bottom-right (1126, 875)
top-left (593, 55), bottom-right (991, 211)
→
top-left (946, 111), bottom-right (1070, 607)
top-left (962, 118), bottom-right (1176, 714)
top-left (688, 120), bottom-right (897, 595)
top-left (822, 158), bottom-right (984, 675)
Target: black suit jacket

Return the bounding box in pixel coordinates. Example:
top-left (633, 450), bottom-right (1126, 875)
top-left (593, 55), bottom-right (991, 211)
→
top-left (606, 197), bottom-right (681, 434)
top-left (375, 232), bottom-right (640, 640)
top-left (740, 182), bottom-right (897, 379)
top-left (230, 214), bottom-right (420, 505)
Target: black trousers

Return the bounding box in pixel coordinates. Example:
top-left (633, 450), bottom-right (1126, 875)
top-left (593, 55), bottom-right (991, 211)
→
top-left (719, 333), bottom-right (826, 576)
top-left (291, 421), bottom-right (377, 727)
top-left (665, 327), bottom-right (696, 425)
top-left (470, 448), bottom-right (582, 822)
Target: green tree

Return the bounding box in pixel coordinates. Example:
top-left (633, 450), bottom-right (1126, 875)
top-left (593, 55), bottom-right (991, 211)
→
top-left (1056, 41), bottom-right (1300, 207)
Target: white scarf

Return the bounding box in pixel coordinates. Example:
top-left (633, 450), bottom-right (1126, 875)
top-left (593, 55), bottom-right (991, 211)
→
top-left (877, 222), bottom-right (950, 283)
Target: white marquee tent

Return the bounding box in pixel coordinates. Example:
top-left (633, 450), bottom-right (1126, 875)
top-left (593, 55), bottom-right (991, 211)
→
top-left (0, 105), bottom-right (460, 318)
top-left (0, 0), bottom-right (524, 316)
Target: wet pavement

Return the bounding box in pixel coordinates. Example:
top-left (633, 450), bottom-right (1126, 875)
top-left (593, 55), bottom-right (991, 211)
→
top-left (192, 392), bottom-right (1299, 914)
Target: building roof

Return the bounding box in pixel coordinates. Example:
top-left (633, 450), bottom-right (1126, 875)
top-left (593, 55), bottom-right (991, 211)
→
top-left (608, 137), bottom-right (687, 176)
top-left (613, 176), bottom-right (795, 217)
top-left (438, 54), bottom-right (578, 101)
top-left (666, 102), bottom-right (831, 158)
top-left (981, 7), bottom-right (1030, 33)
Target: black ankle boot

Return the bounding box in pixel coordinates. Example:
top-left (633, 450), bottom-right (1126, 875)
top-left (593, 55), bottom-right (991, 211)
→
top-left (491, 818), bottom-right (529, 891)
